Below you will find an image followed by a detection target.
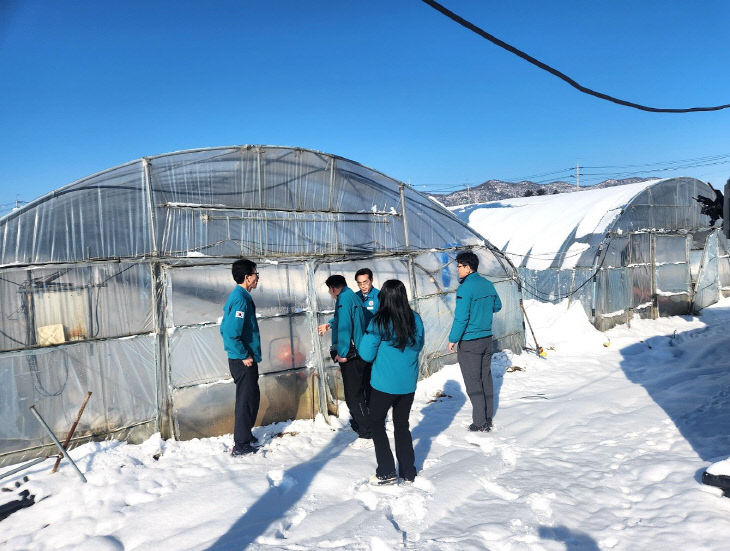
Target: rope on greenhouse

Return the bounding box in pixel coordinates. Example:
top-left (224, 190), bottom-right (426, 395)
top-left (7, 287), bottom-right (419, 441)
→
top-left (421, 0), bottom-right (730, 113)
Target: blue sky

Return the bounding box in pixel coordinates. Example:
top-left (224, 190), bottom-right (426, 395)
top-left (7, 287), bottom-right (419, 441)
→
top-left (1, 0), bottom-right (729, 207)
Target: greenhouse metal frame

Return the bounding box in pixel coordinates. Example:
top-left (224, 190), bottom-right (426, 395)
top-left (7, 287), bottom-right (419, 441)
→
top-left (0, 145), bottom-right (525, 467)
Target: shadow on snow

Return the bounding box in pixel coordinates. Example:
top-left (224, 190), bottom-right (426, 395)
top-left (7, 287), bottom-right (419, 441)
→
top-left (538, 525), bottom-right (600, 551)
top-left (202, 429), bottom-right (356, 550)
top-left (618, 306), bottom-right (730, 461)
top-left (411, 379), bottom-right (467, 470)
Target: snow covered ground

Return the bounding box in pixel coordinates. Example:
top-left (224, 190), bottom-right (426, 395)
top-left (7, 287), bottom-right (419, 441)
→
top-left (2, 299), bottom-right (730, 550)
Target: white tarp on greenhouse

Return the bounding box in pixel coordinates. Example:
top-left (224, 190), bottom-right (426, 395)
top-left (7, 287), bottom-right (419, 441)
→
top-left (454, 177), bottom-right (730, 330)
top-left (462, 180), bottom-right (659, 270)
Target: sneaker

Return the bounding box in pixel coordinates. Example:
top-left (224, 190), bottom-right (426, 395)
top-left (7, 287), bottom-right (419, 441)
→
top-left (369, 472), bottom-right (397, 486)
top-left (468, 422), bottom-right (491, 432)
top-left (249, 435), bottom-right (259, 445)
top-left (231, 443), bottom-right (258, 456)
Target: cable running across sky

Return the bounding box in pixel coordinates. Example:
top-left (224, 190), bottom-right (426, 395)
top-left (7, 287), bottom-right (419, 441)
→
top-left (420, 0), bottom-right (730, 113)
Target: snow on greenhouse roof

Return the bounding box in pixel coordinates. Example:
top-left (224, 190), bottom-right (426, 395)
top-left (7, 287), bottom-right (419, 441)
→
top-left (463, 179), bottom-right (660, 270)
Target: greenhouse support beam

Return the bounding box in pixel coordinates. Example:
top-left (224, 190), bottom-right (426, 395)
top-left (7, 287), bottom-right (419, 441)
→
top-left (143, 158), bottom-right (158, 256)
top-left (29, 406), bottom-right (87, 483)
top-left (399, 184), bottom-right (410, 251)
top-left (152, 263), bottom-right (174, 440)
top-left (650, 234), bottom-right (658, 319)
top-left (306, 260), bottom-right (331, 423)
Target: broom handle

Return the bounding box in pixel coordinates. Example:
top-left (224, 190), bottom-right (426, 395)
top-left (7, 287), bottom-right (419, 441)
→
top-left (520, 302), bottom-right (541, 351)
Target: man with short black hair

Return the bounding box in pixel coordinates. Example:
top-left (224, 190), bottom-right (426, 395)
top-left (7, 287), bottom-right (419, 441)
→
top-left (221, 258), bottom-right (262, 456)
top-left (323, 274), bottom-right (371, 439)
top-left (355, 268), bottom-right (380, 323)
top-left (317, 268), bottom-right (380, 334)
top-left (448, 251), bottom-right (502, 432)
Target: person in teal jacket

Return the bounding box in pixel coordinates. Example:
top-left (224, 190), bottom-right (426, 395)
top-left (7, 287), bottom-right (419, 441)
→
top-left (220, 258), bottom-right (262, 456)
top-left (358, 279), bottom-right (424, 485)
top-left (317, 267), bottom-right (380, 332)
top-left (448, 251), bottom-right (502, 432)
top-left (323, 274), bottom-right (370, 439)
top-left (355, 267), bottom-right (380, 323)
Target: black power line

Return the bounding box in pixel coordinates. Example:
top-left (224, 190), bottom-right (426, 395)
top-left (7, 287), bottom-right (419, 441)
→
top-left (421, 0), bottom-right (730, 114)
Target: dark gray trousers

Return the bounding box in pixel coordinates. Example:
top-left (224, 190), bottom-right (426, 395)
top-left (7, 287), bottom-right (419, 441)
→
top-left (340, 355), bottom-right (371, 437)
top-left (228, 359), bottom-right (260, 447)
top-left (457, 336), bottom-right (494, 425)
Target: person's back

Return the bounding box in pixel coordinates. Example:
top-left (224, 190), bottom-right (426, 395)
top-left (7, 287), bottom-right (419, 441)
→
top-left (356, 279), bottom-right (423, 485)
top-left (449, 272), bottom-right (502, 342)
top-left (456, 272), bottom-right (501, 341)
top-left (360, 313), bottom-right (424, 395)
top-left (333, 286), bottom-right (367, 357)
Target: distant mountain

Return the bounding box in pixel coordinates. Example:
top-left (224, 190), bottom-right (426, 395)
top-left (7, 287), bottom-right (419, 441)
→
top-left (430, 177), bottom-right (656, 207)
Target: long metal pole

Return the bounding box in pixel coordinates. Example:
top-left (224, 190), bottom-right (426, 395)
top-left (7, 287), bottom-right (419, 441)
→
top-left (0, 457), bottom-right (46, 481)
top-left (29, 406), bottom-right (87, 483)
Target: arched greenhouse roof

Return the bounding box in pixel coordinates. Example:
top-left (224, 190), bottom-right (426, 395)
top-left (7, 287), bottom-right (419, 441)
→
top-left (0, 145), bottom-right (498, 268)
top-left (462, 177), bottom-right (716, 271)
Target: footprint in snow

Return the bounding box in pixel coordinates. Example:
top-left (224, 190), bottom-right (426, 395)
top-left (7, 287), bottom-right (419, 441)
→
top-left (465, 432), bottom-right (497, 452)
top-left (477, 477), bottom-right (520, 501)
top-left (527, 491), bottom-right (556, 522)
top-left (267, 469), bottom-right (296, 491)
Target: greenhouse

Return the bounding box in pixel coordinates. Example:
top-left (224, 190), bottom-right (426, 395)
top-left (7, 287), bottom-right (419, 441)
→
top-left (0, 145), bottom-right (525, 467)
top-left (461, 177), bottom-right (730, 331)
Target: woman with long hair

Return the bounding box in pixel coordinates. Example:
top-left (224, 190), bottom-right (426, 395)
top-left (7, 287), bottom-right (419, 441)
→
top-left (357, 279), bottom-right (425, 485)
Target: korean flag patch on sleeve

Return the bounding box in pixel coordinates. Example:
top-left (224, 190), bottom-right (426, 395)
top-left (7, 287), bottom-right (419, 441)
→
top-left (235, 310), bottom-right (245, 318)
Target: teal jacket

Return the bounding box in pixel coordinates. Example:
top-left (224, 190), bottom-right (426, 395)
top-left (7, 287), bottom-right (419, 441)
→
top-left (357, 287), bottom-right (380, 323)
top-left (220, 286), bottom-right (262, 362)
top-left (448, 272), bottom-right (502, 343)
top-left (358, 313), bottom-right (425, 394)
top-left (331, 287), bottom-right (366, 358)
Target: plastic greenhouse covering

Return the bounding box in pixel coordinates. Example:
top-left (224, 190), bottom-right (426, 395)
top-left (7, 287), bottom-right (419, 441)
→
top-left (462, 177), bottom-right (730, 331)
top-left (0, 146), bottom-right (525, 466)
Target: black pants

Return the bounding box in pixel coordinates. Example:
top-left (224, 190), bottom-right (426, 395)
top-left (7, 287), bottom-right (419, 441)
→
top-left (340, 355), bottom-right (371, 436)
top-left (368, 388), bottom-right (416, 480)
top-left (457, 336), bottom-right (494, 425)
top-left (228, 359), bottom-right (260, 447)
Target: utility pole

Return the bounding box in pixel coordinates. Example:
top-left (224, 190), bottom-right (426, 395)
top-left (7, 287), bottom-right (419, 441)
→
top-left (465, 180), bottom-right (474, 203)
top-left (576, 163), bottom-right (580, 189)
